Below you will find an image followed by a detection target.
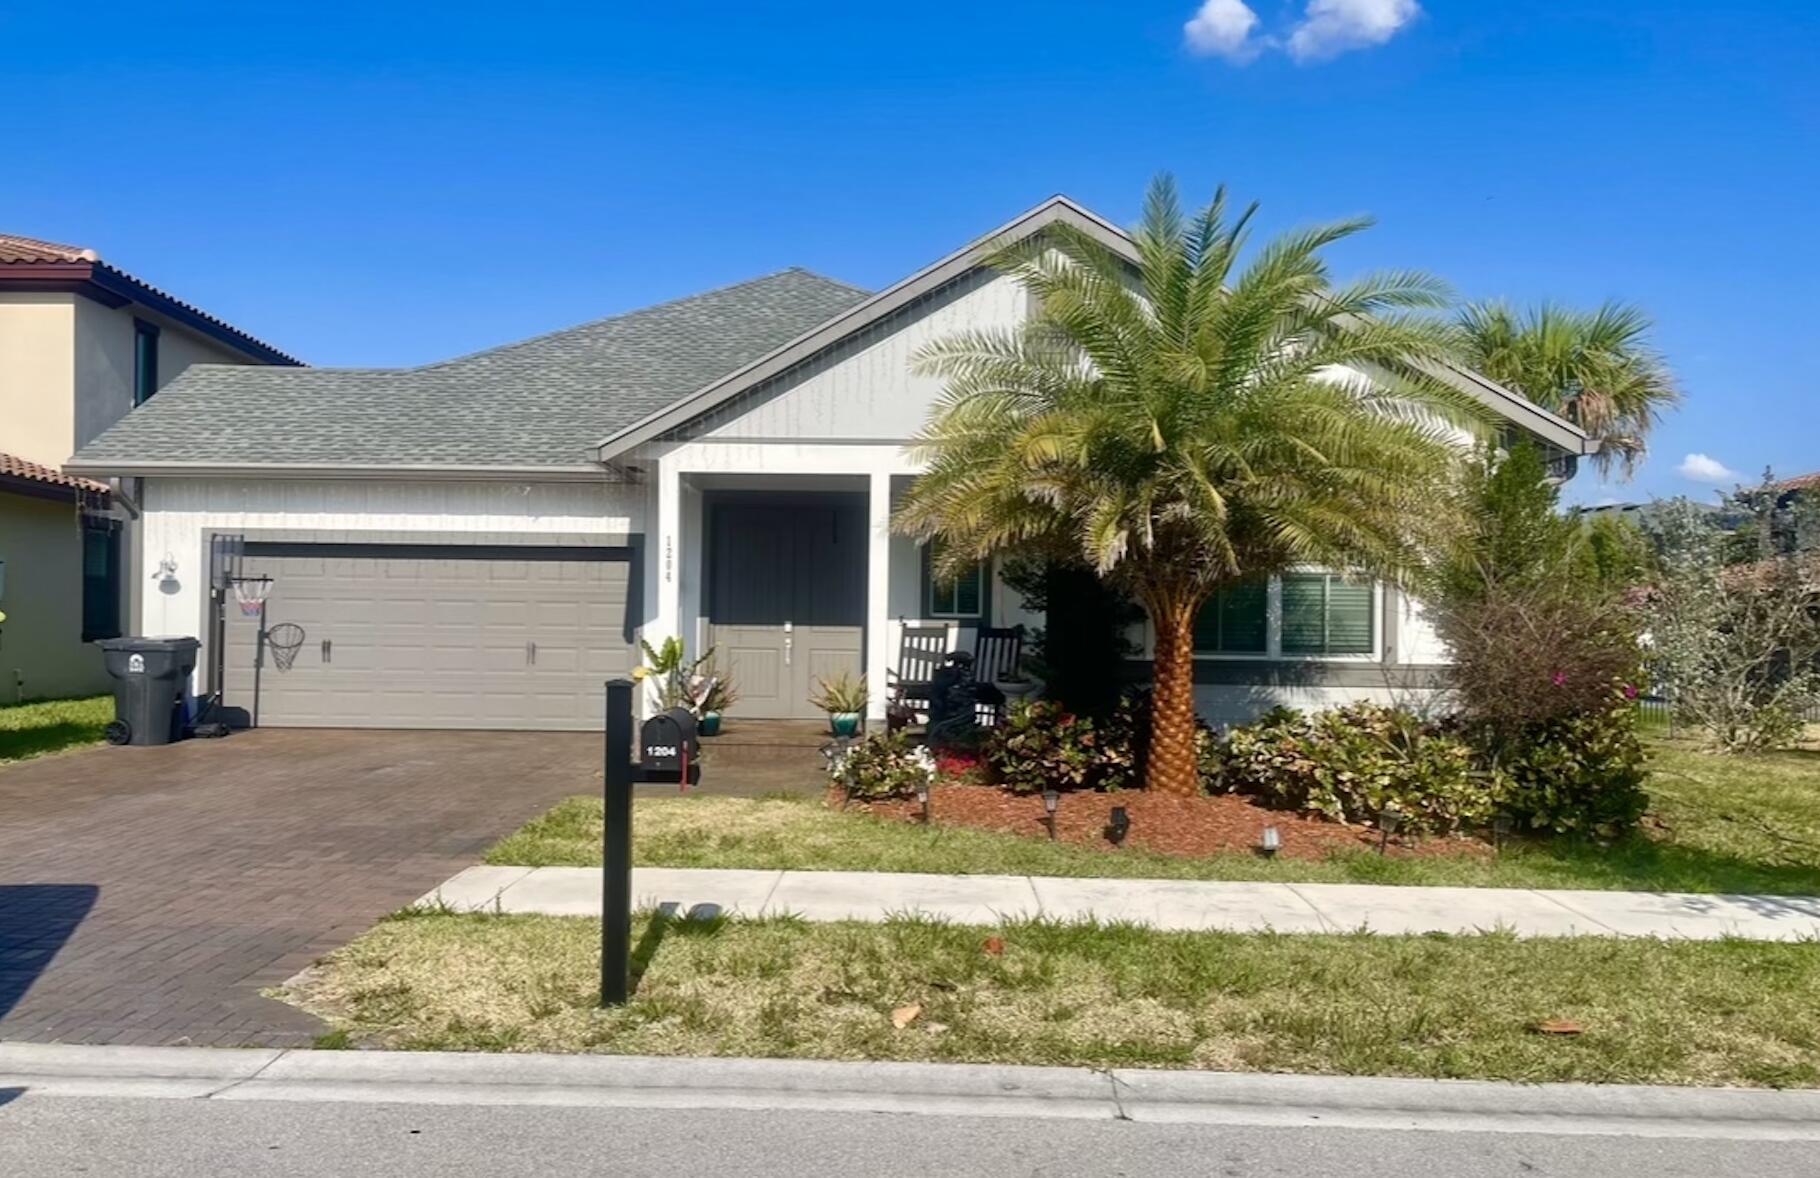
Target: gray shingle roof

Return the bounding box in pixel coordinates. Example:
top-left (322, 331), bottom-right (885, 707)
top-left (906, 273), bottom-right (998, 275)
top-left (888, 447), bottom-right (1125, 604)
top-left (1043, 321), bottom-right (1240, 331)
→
top-left (70, 268), bottom-right (870, 470)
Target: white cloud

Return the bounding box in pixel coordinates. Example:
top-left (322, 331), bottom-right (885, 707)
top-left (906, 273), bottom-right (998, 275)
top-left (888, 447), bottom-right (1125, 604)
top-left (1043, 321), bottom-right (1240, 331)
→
top-left (1286, 0), bottom-right (1421, 62)
top-left (1184, 0), bottom-right (1263, 62)
top-left (1676, 453), bottom-right (1738, 485)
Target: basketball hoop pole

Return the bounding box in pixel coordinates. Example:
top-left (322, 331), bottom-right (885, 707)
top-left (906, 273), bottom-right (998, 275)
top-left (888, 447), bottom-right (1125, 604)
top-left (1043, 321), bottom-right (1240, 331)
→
top-left (252, 598), bottom-right (267, 728)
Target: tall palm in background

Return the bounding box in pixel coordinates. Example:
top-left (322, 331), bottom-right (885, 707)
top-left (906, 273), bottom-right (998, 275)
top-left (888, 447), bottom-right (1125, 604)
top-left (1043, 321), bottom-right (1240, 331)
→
top-left (1454, 302), bottom-right (1679, 476)
top-left (896, 177), bottom-right (1483, 794)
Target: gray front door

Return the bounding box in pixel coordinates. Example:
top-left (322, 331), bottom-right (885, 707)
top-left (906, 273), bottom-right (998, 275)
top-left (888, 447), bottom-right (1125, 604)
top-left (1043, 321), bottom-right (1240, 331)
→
top-left (707, 497), bottom-right (866, 719)
top-left (223, 543), bottom-right (636, 730)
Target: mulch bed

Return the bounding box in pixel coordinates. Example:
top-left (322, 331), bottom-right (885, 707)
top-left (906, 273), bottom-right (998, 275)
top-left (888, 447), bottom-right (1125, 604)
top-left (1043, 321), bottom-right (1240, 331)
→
top-left (842, 784), bottom-right (1491, 862)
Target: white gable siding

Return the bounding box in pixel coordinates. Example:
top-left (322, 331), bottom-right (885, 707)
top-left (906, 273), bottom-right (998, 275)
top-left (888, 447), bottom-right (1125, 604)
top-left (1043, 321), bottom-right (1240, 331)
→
top-left (697, 269), bottom-right (1027, 444)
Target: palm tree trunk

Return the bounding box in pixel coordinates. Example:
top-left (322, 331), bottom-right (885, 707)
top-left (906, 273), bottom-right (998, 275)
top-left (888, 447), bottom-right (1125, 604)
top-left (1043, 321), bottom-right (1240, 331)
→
top-left (1146, 593), bottom-right (1202, 796)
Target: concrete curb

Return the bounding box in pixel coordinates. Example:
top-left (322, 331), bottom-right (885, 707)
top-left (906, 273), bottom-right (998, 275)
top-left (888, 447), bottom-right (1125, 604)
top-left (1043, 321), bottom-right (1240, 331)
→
top-left (4, 1044), bottom-right (1820, 1139)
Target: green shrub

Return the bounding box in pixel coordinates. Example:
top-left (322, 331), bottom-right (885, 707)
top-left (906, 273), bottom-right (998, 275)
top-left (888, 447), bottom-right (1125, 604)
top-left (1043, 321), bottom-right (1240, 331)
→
top-left (1218, 703), bottom-right (1492, 834)
top-left (986, 699), bottom-right (1104, 794)
top-left (831, 731), bottom-right (934, 801)
top-left (1489, 706), bottom-right (1649, 840)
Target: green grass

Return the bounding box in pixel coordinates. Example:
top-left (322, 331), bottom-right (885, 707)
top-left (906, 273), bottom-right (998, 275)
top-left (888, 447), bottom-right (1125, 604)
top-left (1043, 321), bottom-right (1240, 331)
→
top-left (278, 909), bottom-right (1820, 1087)
top-left (0, 696), bottom-right (112, 764)
top-left (484, 741), bottom-right (1820, 895)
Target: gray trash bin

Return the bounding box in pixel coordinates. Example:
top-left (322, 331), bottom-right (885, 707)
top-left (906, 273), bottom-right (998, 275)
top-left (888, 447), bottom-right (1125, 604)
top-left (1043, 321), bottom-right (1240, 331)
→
top-left (97, 636), bottom-right (201, 746)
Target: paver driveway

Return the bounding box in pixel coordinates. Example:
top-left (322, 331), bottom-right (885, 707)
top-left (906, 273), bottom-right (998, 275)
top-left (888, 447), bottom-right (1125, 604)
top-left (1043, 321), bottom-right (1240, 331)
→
top-left (0, 729), bottom-right (598, 1046)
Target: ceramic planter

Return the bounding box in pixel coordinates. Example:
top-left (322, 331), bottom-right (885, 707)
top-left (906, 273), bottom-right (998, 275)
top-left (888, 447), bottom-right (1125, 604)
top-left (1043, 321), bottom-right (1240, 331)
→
top-left (829, 711), bottom-right (863, 738)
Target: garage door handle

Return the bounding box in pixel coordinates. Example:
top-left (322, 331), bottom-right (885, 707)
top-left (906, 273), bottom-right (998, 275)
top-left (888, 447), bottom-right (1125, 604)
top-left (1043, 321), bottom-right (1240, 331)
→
top-left (321, 639), bottom-right (332, 664)
top-left (526, 641), bottom-right (537, 666)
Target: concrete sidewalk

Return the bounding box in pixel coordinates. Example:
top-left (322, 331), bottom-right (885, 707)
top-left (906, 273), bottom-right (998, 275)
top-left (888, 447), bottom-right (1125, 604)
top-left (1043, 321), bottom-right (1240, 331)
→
top-left (421, 865), bottom-right (1820, 941)
top-left (5, 1042), bottom-right (1820, 1140)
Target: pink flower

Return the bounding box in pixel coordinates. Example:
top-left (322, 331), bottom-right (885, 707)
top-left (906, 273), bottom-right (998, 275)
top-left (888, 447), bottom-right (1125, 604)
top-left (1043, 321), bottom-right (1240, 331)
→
top-left (1551, 671), bottom-right (1568, 687)
top-left (1622, 683), bottom-right (1640, 700)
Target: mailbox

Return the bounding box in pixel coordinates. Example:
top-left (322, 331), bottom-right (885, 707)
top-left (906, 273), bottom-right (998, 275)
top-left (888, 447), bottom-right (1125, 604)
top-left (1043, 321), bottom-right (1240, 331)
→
top-left (640, 706), bottom-right (701, 785)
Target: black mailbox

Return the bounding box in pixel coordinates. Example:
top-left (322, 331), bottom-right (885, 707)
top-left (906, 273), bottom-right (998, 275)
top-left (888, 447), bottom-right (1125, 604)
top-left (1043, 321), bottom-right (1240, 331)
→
top-left (640, 707), bottom-right (701, 785)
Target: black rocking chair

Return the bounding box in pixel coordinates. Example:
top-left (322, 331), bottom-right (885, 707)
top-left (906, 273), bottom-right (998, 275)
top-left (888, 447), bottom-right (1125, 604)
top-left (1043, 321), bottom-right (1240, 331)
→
top-left (886, 623), bottom-right (949, 732)
top-left (969, 625), bottom-right (1025, 726)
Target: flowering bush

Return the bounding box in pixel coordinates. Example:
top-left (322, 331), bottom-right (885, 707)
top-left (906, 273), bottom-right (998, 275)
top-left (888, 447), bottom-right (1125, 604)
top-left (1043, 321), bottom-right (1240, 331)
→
top-left (1218, 704), bottom-right (1492, 834)
top-left (830, 731), bottom-right (935, 800)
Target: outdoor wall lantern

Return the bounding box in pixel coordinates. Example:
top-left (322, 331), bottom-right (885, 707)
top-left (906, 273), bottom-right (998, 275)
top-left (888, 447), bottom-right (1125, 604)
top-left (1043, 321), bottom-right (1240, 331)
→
top-left (1106, 805), bottom-right (1131, 847)
top-left (1257, 825), bottom-right (1281, 859)
top-left (1042, 790), bottom-right (1060, 840)
top-left (916, 782), bottom-right (932, 825)
top-left (1377, 806), bottom-right (1402, 856)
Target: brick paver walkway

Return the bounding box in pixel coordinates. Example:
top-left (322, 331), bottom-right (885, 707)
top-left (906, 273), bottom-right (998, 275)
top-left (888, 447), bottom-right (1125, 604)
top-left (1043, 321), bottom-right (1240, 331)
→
top-left (0, 729), bottom-right (597, 1047)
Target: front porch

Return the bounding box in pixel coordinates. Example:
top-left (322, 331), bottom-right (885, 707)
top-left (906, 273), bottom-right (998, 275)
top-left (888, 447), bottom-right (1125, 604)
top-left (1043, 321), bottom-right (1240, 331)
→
top-left (647, 454), bottom-right (1035, 723)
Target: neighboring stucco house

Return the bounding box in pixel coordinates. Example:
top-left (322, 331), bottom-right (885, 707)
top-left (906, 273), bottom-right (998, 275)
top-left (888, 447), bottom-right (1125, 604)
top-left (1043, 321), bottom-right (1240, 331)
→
top-left (66, 198), bottom-right (1595, 729)
top-left (0, 233), bottom-right (298, 700)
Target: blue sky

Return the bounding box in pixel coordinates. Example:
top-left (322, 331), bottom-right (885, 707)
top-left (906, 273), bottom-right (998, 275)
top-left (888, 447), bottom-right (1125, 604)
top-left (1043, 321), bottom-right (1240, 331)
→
top-left (3, 1), bottom-right (1813, 503)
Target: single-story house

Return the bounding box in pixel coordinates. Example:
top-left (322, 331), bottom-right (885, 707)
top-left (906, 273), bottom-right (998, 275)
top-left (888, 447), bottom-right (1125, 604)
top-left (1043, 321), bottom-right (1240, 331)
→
top-left (66, 197), bottom-right (1596, 730)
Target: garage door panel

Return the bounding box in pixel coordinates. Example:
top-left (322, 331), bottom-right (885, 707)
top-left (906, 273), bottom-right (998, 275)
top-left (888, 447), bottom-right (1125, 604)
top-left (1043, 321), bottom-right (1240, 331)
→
top-left (222, 546), bottom-right (636, 731)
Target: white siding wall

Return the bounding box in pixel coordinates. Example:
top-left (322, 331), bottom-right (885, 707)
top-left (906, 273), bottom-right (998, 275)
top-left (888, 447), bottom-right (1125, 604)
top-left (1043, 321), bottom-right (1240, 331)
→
top-left (699, 270), bottom-right (1027, 442)
top-left (138, 478), bottom-right (645, 684)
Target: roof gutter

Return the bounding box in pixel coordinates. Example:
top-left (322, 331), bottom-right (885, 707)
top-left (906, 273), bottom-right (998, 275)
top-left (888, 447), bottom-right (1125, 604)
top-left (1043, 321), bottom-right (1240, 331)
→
top-left (61, 460), bottom-right (629, 483)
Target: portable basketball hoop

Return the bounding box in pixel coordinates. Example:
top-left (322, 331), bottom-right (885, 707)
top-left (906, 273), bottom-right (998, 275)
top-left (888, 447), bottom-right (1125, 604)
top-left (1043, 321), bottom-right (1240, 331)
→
top-left (232, 575), bottom-right (274, 618)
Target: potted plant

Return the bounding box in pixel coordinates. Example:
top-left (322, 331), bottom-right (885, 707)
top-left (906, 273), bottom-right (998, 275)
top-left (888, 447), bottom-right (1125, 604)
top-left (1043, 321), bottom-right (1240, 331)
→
top-left (809, 670), bottom-right (869, 738)
top-left (693, 668), bottom-right (738, 737)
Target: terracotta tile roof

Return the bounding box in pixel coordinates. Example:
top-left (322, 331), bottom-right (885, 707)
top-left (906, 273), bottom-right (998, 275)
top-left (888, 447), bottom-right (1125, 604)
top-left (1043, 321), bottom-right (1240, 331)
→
top-left (0, 233), bottom-right (99, 264)
top-left (0, 232), bottom-right (300, 365)
top-left (1773, 471), bottom-right (1820, 493)
top-left (0, 451), bottom-right (110, 495)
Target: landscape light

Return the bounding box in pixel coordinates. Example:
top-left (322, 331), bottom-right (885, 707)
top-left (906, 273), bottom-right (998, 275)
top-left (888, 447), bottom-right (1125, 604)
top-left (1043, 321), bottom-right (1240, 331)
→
top-left (1257, 825), bottom-right (1281, 858)
top-left (1492, 813), bottom-right (1514, 852)
top-left (1377, 806), bottom-right (1401, 856)
top-left (916, 782), bottom-right (931, 824)
top-left (1042, 790), bottom-right (1060, 840)
top-left (1107, 805), bottom-right (1131, 847)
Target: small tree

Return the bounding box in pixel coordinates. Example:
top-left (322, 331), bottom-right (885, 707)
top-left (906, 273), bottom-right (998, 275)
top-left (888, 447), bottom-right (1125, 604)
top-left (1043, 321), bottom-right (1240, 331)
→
top-left (1430, 443), bottom-right (1642, 739)
top-left (1644, 495), bottom-right (1820, 753)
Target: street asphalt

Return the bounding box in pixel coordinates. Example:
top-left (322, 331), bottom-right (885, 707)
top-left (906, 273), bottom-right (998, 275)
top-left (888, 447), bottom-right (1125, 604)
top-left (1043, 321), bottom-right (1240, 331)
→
top-left (4, 1094), bottom-right (1818, 1177)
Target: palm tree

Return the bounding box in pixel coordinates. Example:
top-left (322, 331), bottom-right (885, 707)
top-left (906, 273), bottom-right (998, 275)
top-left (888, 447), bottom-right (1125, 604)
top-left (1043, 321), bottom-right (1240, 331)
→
top-left (895, 177), bottom-right (1482, 794)
top-left (1454, 301), bottom-right (1679, 476)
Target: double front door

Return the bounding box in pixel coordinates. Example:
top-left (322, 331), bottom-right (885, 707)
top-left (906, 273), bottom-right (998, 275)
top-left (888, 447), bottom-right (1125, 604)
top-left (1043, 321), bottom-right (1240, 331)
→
top-left (706, 496), bottom-right (866, 720)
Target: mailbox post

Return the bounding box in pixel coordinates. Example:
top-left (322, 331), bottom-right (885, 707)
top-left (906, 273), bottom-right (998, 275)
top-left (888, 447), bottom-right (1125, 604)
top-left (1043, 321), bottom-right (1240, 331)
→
top-left (601, 678), bottom-right (635, 1006)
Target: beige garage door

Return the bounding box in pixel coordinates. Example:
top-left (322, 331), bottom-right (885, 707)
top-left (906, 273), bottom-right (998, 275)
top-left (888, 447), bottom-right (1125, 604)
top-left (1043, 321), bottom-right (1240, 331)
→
top-left (222, 543), bottom-right (636, 730)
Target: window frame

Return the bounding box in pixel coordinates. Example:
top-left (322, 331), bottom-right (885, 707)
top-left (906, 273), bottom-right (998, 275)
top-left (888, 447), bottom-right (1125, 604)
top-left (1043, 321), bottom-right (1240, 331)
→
top-left (1188, 569), bottom-right (1381, 663)
top-left (922, 541), bottom-right (989, 621)
top-left (80, 515), bottom-right (123, 643)
top-left (133, 318), bottom-right (161, 405)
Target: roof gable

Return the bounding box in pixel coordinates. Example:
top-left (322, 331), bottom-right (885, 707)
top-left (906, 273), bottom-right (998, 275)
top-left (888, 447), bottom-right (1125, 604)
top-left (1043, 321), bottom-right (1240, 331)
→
top-left (594, 195), bottom-right (1594, 462)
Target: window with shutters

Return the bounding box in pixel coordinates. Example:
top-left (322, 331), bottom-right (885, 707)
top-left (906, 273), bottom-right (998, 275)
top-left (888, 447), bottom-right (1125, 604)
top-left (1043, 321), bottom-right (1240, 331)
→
top-left (1192, 571), bottom-right (1376, 659)
top-left (1281, 572), bottom-right (1374, 656)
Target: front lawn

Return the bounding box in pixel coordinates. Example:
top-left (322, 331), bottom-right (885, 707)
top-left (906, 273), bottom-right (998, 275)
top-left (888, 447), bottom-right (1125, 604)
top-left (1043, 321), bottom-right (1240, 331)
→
top-left (485, 740), bottom-right (1820, 894)
top-left (0, 695), bottom-right (113, 764)
top-left (280, 909), bottom-right (1820, 1087)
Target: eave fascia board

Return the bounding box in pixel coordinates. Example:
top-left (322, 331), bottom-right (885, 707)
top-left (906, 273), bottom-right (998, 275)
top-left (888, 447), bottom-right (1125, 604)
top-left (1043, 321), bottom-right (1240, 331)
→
top-left (61, 460), bottom-right (628, 483)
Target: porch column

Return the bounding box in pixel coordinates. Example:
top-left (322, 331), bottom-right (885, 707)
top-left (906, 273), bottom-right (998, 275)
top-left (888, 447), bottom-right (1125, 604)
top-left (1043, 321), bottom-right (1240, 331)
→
top-left (866, 469), bottom-right (892, 722)
top-left (652, 458), bottom-right (682, 653)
